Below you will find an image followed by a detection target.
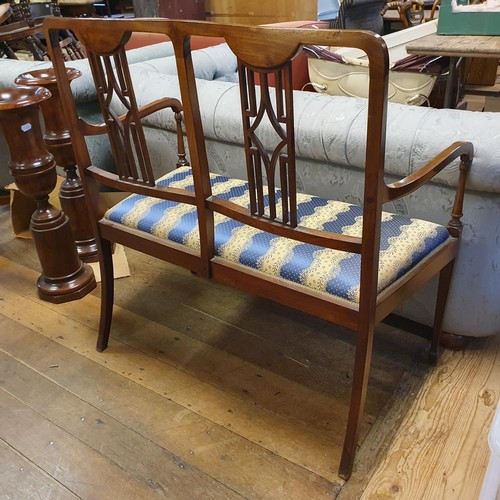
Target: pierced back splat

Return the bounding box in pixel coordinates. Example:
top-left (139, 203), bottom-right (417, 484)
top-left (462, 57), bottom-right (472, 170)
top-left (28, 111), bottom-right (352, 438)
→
top-left (239, 60), bottom-right (297, 227)
top-left (88, 49), bottom-right (156, 186)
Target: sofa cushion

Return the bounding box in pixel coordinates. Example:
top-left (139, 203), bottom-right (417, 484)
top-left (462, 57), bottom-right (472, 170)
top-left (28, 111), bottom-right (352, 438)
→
top-left (0, 41), bottom-right (175, 102)
top-left (117, 68), bottom-right (500, 194)
top-left (131, 43), bottom-right (237, 81)
top-left (104, 166), bottom-right (450, 303)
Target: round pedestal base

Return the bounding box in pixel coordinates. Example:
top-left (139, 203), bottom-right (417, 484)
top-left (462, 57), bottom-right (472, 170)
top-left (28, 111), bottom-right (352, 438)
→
top-left (37, 262), bottom-right (96, 303)
top-left (440, 331), bottom-right (471, 350)
top-left (77, 240), bottom-right (99, 263)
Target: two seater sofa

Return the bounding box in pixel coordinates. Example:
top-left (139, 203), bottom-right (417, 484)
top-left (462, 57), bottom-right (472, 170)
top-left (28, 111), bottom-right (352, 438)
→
top-left (0, 25), bottom-right (499, 341)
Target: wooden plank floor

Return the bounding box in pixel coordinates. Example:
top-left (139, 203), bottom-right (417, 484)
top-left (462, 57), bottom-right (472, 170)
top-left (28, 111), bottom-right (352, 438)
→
top-left (0, 204), bottom-right (498, 499)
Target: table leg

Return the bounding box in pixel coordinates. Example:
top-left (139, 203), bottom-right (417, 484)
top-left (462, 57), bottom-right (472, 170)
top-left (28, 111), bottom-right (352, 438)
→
top-left (443, 56), bottom-right (465, 109)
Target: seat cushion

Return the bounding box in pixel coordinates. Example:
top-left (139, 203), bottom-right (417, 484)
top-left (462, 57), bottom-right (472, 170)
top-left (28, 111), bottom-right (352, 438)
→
top-left (105, 166), bottom-right (451, 303)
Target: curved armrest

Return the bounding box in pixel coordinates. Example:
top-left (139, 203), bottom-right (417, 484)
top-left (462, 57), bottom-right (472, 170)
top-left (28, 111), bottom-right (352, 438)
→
top-left (385, 140), bottom-right (473, 238)
top-left (383, 141), bottom-right (473, 202)
top-left (79, 97), bottom-right (183, 136)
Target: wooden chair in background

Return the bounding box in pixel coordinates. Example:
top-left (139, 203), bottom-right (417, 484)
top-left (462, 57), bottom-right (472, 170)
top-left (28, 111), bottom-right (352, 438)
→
top-left (0, 0), bottom-right (85, 60)
top-left (381, 0), bottom-right (425, 29)
top-left (381, 0), bottom-right (439, 33)
top-left (44, 16), bottom-right (473, 479)
top-left (0, 0), bottom-right (47, 59)
top-left (0, 2), bottom-right (16, 58)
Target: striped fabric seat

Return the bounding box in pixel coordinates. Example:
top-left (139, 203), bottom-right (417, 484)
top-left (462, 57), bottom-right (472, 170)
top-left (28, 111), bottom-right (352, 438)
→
top-left (105, 166), bottom-right (450, 304)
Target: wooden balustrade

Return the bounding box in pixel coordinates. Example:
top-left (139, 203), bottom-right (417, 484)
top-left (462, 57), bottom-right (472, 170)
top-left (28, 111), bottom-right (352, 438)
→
top-left (0, 86), bottom-right (96, 303)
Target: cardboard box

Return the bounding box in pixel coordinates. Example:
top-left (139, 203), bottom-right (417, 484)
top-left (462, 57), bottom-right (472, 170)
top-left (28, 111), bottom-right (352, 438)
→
top-left (7, 176), bottom-right (64, 239)
top-left (438, 0), bottom-right (500, 35)
top-left (7, 179), bottom-right (130, 281)
top-left (88, 243), bottom-right (130, 283)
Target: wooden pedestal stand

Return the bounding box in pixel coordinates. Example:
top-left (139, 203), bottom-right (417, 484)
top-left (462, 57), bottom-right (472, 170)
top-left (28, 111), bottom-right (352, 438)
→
top-left (15, 67), bottom-right (98, 262)
top-left (0, 86), bottom-right (96, 303)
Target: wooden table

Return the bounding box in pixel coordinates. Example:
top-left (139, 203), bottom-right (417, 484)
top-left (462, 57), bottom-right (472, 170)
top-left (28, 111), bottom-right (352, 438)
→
top-left (133, 0), bottom-right (205, 19)
top-left (406, 33), bottom-right (500, 107)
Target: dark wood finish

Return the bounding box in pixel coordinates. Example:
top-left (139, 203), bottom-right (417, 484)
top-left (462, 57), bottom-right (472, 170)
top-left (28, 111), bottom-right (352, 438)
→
top-left (0, 191), bottom-right (9, 205)
top-left (58, 3), bottom-right (98, 18)
top-left (0, 0), bottom-right (46, 60)
top-left (0, 3), bottom-right (16, 59)
top-left (58, 34), bottom-right (87, 60)
top-left (439, 331), bottom-right (471, 350)
top-left (44, 17), bottom-right (473, 480)
top-left (133, 0), bottom-right (205, 19)
top-left (15, 68), bottom-right (98, 262)
top-left (0, 0), bottom-right (85, 61)
top-left (0, 86), bottom-right (96, 303)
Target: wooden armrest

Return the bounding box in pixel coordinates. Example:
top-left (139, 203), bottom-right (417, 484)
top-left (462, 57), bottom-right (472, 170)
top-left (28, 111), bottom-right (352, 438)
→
top-left (384, 141), bottom-right (473, 202)
top-left (88, 165), bottom-right (196, 207)
top-left (385, 141), bottom-right (473, 237)
top-left (79, 97), bottom-right (183, 136)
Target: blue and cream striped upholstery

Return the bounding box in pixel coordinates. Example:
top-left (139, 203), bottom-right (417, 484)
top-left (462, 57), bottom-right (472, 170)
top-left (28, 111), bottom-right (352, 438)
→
top-left (105, 166), bottom-right (450, 303)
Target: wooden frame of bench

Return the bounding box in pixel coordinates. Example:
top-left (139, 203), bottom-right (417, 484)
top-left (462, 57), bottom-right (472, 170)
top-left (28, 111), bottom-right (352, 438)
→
top-left (44, 16), bottom-right (473, 480)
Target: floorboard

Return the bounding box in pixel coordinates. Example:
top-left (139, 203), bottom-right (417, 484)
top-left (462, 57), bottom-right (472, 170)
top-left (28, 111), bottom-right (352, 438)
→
top-left (0, 312), bottom-right (337, 498)
top-left (0, 389), bottom-right (170, 499)
top-left (356, 335), bottom-right (500, 499)
top-left (0, 345), bottom-right (240, 499)
top-left (0, 440), bottom-right (78, 500)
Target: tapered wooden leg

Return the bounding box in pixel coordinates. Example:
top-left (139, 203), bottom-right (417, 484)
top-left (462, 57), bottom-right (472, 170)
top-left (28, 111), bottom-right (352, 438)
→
top-left (429, 260), bottom-right (456, 364)
top-left (96, 238), bottom-right (115, 352)
top-left (338, 324), bottom-right (375, 480)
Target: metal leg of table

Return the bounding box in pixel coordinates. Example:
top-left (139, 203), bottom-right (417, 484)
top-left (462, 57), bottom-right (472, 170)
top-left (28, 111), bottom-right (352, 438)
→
top-left (444, 56), bottom-right (458, 109)
top-left (443, 56), bottom-right (465, 109)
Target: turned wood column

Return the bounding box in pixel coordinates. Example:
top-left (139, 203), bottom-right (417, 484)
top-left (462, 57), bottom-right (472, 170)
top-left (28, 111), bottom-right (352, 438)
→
top-left (15, 67), bottom-right (98, 262)
top-left (0, 86), bottom-right (96, 303)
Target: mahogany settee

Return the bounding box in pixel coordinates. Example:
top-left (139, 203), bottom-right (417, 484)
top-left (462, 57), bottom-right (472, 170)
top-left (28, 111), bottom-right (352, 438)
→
top-left (43, 16), bottom-right (472, 479)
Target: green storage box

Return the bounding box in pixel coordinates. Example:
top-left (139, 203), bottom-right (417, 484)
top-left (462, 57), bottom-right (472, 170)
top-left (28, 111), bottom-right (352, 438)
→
top-left (437, 0), bottom-right (500, 35)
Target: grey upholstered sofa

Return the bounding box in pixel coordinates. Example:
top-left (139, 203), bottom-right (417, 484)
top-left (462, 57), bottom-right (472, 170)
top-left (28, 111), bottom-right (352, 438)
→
top-left (1, 40), bottom-right (499, 340)
top-left (0, 40), bottom-right (237, 186)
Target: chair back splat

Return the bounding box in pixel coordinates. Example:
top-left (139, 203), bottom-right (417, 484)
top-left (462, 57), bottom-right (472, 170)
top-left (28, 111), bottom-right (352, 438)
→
top-left (44, 17), bottom-right (473, 480)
